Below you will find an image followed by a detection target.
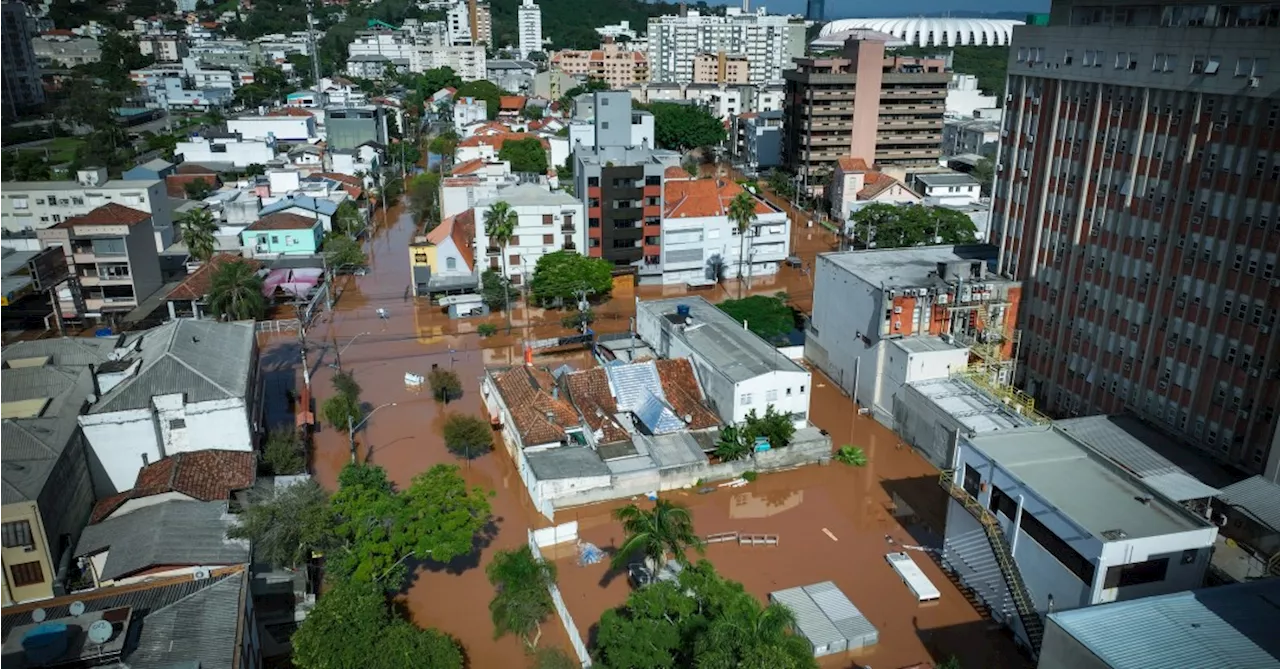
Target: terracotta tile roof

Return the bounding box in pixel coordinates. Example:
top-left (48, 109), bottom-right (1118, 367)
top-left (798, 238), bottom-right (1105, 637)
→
top-left (491, 366), bottom-right (580, 446)
top-left (424, 209), bottom-right (475, 271)
top-left (858, 172), bottom-right (903, 200)
top-left (245, 211), bottom-right (321, 231)
top-left (563, 368), bottom-right (630, 444)
top-left (664, 166), bottom-right (693, 180)
top-left (654, 358), bottom-right (720, 429)
top-left (175, 163), bottom-right (219, 175)
top-left (166, 254), bottom-right (262, 301)
top-left (267, 107), bottom-right (315, 117)
top-left (499, 96), bottom-right (527, 111)
top-left (457, 132), bottom-right (548, 151)
top-left (165, 173), bottom-right (222, 198)
top-left (90, 450), bottom-right (256, 523)
top-left (450, 158), bottom-right (488, 175)
top-left (56, 203), bottom-right (151, 228)
top-left (663, 178), bottom-right (773, 218)
top-left (837, 156), bottom-right (871, 172)
top-left (311, 171), bottom-right (360, 187)
top-left (442, 175), bottom-right (482, 187)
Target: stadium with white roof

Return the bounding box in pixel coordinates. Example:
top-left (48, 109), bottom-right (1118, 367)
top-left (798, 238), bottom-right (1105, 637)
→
top-left (816, 17), bottom-right (1024, 48)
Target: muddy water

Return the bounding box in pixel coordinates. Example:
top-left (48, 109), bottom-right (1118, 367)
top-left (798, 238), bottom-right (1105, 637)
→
top-left (261, 183), bottom-right (1015, 668)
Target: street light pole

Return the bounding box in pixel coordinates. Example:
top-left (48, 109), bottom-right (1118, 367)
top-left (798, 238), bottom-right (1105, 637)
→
top-left (332, 331), bottom-right (371, 370)
top-left (349, 401), bottom-right (397, 463)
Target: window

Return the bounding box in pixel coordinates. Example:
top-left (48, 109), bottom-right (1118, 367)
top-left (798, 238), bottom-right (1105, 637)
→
top-left (90, 238), bottom-right (126, 256)
top-left (1103, 558), bottom-right (1169, 588)
top-left (587, 177), bottom-right (599, 187)
top-left (990, 485), bottom-right (1097, 584)
top-left (1237, 57), bottom-right (1255, 77)
top-left (799, 385), bottom-right (806, 393)
top-left (1064, 49), bottom-right (1074, 65)
top-left (765, 389), bottom-right (778, 402)
top-left (11, 197), bottom-right (28, 210)
top-left (10, 561), bottom-right (44, 587)
top-left (1205, 55), bottom-right (1221, 75)
top-left (509, 254), bottom-right (520, 266)
top-left (1, 520), bottom-right (33, 549)
top-left (601, 121), bottom-right (610, 130)
top-left (445, 257), bottom-right (457, 270)
top-left (740, 392), bottom-right (753, 406)
top-left (542, 234), bottom-right (553, 244)
top-left (169, 418), bottom-right (186, 430)
top-left (962, 464), bottom-right (982, 497)
top-left (542, 214), bottom-right (553, 225)
top-left (271, 235), bottom-right (280, 244)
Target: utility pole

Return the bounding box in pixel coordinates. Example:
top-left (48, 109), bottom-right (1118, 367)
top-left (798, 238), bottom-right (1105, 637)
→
top-left (307, 0), bottom-right (323, 104)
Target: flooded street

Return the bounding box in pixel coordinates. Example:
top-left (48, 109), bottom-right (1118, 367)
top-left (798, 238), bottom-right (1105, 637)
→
top-left (256, 182), bottom-right (1023, 667)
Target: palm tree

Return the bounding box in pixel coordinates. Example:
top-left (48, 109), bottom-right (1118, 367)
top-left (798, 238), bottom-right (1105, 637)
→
top-left (486, 546), bottom-right (558, 650)
top-left (207, 259), bottom-right (265, 321)
top-left (698, 599), bottom-right (813, 669)
top-left (610, 499), bottom-right (704, 572)
top-left (483, 201), bottom-right (518, 333)
top-left (178, 207), bottom-right (218, 263)
top-left (728, 190), bottom-right (758, 299)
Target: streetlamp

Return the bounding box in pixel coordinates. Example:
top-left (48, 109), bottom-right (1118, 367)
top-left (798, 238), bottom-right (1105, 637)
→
top-left (349, 402), bottom-right (397, 463)
top-left (330, 331), bottom-right (371, 370)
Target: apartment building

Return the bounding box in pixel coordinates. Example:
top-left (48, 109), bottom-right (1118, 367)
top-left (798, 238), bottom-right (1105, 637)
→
top-left (782, 34), bottom-right (949, 186)
top-left (568, 93), bottom-right (655, 151)
top-left (658, 173), bottom-right (790, 286)
top-left (2, 1), bottom-right (44, 118)
top-left (420, 45), bottom-right (487, 82)
top-left (692, 52), bottom-right (750, 84)
top-left (137, 33), bottom-right (188, 62)
top-left (987, 0), bottom-right (1280, 480)
top-left (942, 114), bottom-right (1001, 156)
top-left (517, 0), bottom-right (543, 58)
top-left (346, 30), bottom-right (417, 68)
top-left (647, 7), bottom-right (806, 85)
top-left (448, 0), bottom-right (492, 46)
top-left (550, 44), bottom-right (649, 88)
top-left (2, 169), bottom-right (175, 253)
top-left (730, 109), bottom-right (785, 169)
top-left (946, 73), bottom-right (998, 117)
top-left (35, 204), bottom-right (163, 321)
top-left (474, 184), bottom-right (585, 287)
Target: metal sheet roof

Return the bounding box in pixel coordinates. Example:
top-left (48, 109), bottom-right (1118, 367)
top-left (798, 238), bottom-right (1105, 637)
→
top-left (1218, 476), bottom-right (1280, 533)
top-left (1055, 415), bottom-right (1221, 501)
top-left (75, 500), bottom-right (250, 581)
top-left (770, 586), bottom-right (845, 652)
top-left (1141, 471), bottom-right (1221, 504)
top-left (1046, 579), bottom-right (1280, 669)
top-left (803, 581), bottom-right (879, 649)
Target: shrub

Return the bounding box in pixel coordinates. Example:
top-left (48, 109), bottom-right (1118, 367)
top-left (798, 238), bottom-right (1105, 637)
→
top-left (742, 470), bottom-right (758, 482)
top-left (834, 445), bottom-right (868, 467)
top-left (442, 414), bottom-right (494, 461)
top-left (560, 308), bottom-right (596, 330)
top-left (262, 428), bottom-right (306, 475)
top-left (428, 368), bottom-right (462, 403)
top-left (477, 323), bottom-right (497, 338)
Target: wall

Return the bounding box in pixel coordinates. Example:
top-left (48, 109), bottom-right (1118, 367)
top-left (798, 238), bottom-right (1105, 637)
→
top-left (733, 370), bottom-right (812, 425)
top-left (226, 117), bottom-right (313, 142)
top-left (175, 139), bottom-right (275, 168)
top-left (241, 224), bottom-right (322, 257)
top-left (36, 429), bottom-right (96, 594)
top-left (1095, 530), bottom-right (1216, 604)
top-left (1037, 620), bottom-right (1110, 669)
top-left (125, 220), bottom-right (163, 302)
top-left (893, 383), bottom-right (962, 469)
top-left (1, 501), bottom-right (55, 604)
top-left (805, 254), bottom-right (880, 404)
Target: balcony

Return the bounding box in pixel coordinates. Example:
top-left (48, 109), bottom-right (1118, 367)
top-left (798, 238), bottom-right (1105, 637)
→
top-left (561, 223), bottom-right (576, 232)
top-left (486, 244), bottom-right (501, 255)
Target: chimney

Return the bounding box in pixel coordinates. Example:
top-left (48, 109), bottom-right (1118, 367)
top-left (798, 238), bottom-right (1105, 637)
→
top-left (524, 345), bottom-right (533, 366)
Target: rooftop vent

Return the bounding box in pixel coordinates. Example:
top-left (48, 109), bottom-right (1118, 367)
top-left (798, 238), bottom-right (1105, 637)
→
top-left (1101, 528), bottom-right (1128, 541)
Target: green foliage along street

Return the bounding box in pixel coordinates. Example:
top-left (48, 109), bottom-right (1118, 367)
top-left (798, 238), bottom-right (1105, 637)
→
top-left (455, 79), bottom-right (505, 119)
top-left (849, 203), bottom-right (979, 249)
top-left (207, 259), bottom-right (266, 321)
top-left (406, 172), bottom-right (442, 225)
top-left (323, 235), bottom-right (368, 270)
top-left (498, 137), bottom-right (550, 174)
top-left (443, 414), bottom-right (495, 461)
top-left (716, 295), bottom-right (798, 343)
top-left (611, 499), bottom-right (704, 571)
top-left (529, 250), bottom-right (614, 307)
top-left (486, 545), bottom-right (558, 649)
top-left (645, 102), bottom-right (727, 152)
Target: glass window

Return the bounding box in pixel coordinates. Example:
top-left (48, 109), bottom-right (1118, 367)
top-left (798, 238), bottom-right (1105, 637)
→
top-left (1, 520), bottom-right (33, 549)
top-left (9, 561), bottom-right (43, 587)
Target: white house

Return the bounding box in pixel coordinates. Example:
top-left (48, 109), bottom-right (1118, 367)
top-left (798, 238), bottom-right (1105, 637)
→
top-left (328, 144), bottom-right (380, 183)
top-left (635, 296), bottom-right (812, 426)
top-left (475, 184), bottom-right (586, 286)
top-left (829, 157), bottom-right (921, 223)
top-left (77, 320), bottom-right (261, 497)
top-left (175, 135), bottom-right (277, 168)
top-left (453, 96), bottom-right (488, 135)
top-left (439, 159), bottom-right (520, 219)
top-left (659, 175), bottom-right (790, 286)
top-left (913, 172), bottom-right (982, 206)
top-left (226, 113), bottom-right (316, 142)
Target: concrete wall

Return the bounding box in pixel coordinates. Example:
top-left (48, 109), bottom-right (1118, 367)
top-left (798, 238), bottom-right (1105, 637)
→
top-left (893, 382), bottom-right (962, 469)
top-left (226, 117), bottom-right (313, 142)
top-left (806, 254), bottom-right (880, 402)
top-left (1, 501), bottom-right (56, 605)
top-left (1037, 618), bottom-right (1110, 669)
top-left (125, 219), bottom-right (163, 302)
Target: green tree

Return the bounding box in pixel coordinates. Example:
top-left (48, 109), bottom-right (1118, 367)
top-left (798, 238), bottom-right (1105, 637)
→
top-left (498, 137), bottom-right (549, 174)
top-left (428, 368), bottom-right (462, 403)
top-left (178, 207), bottom-right (219, 263)
top-left (227, 478), bottom-right (332, 569)
top-left (714, 425), bottom-right (751, 462)
top-left (727, 190), bottom-right (758, 297)
top-left (483, 201), bottom-right (518, 332)
top-left (234, 83), bottom-right (272, 108)
top-left (741, 406), bottom-right (795, 450)
top-left (529, 250), bottom-right (613, 307)
top-left (480, 270), bottom-right (512, 312)
top-left (207, 259), bottom-right (265, 321)
top-left (332, 200), bottom-right (366, 237)
top-left (322, 393), bottom-right (362, 434)
top-left (849, 203), bottom-right (978, 249)
top-left (323, 235), bottom-right (368, 269)
top-left (405, 171), bottom-right (441, 224)
top-left (291, 580), bottom-right (463, 669)
top-left (972, 157), bottom-right (995, 197)
top-left (694, 592), bottom-right (812, 669)
top-left (430, 131), bottom-right (459, 158)
top-left (286, 53), bottom-right (315, 87)
top-left (611, 499), bottom-right (703, 572)
top-left (487, 545), bottom-right (558, 649)
top-left (455, 79), bottom-right (504, 119)
top-left (646, 102), bottom-right (726, 151)
top-left (262, 427), bottom-right (306, 475)
top-left (184, 178), bottom-right (215, 199)
top-left (331, 369), bottom-right (362, 400)
top-left (531, 647), bottom-right (578, 669)
top-left (834, 445), bottom-right (868, 467)
top-left (560, 308), bottom-right (595, 330)
top-left (442, 414), bottom-right (494, 461)
top-left (2, 151), bottom-right (53, 181)
top-left (716, 295), bottom-right (795, 342)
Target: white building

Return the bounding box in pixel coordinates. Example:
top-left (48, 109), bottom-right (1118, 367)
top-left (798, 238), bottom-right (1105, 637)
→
top-left (942, 425), bottom-right (1218, 652)
top-left (328, 144), bottom-right (380, 182)
top-left (226, 114), bottom-right (316, 142)
top-left (945, 73), bottom-right (998, 117)
top-left (913, 172), bottom-right (982, 206)
top-left (636, 296), bottom-right (812, 426)
top-left (567, 108), bottom-right (654, 153)
top-left (76, 320), bottom-right (261, 497)
top-left (516, 0), bottom-right (543, 58)
top-left (596, 20), bottom-right (639, 42)
top-left (452, 95), bottom-right (488, 134)
top-left (420, 45), bottom-right (487, 82)
top-left (346, 31), bottom-right (417, 70)
top-left (829, 158), bottom-right (920, 223)
top-left (447, 0), bottom-right (491, 46)
top-left (474, 183), bottom-right (586, 287)
top-left (942, 116), bottom-right (1001, 157)
top-left (647, 8), bottom-right (806, 85)
top-left (0, 168), bottom-right (175, 253)
top-left (439, 159), bottom-right (520, 219)
top-left (658, 175), bottom-right (790, 286)
top-left (175, 136), bottom-right (277, 168)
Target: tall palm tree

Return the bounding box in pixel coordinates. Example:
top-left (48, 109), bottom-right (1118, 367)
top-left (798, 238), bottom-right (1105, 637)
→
top-left (178, 207), bottom-right (219, 263)
top-left (483, 201), bottom-right (518, 333)
top-left (728, 191), bottom-right (758, 298)
top-left (610, 499), bottom-right (704, 572)
top-left (207, 259), bottom-right (265, 321)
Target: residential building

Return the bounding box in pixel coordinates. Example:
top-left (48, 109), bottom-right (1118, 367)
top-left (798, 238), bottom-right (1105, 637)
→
top-left (533, 68), bottom-right (578, 100)
top-left (411, 209), bottom-right (477, 297)
top-left (259, 194), bottom-right (341, 234)
top-left (439, 159), bottom-right (521, 219)
top-left (647, 7), bottom-right (806, 85)
top-left (36, 204), bottom-right (164, 321)
top-left (596, 20), bottom-right (639, 42)
top-left (475, 184), bottom-right (586, 287)
top-left (455, 131), bottom-right (551, 166)
top-left (328, 144), bottom-right (381, 184)
top-left (946, 73), bottom-right (998, 117)
top-left (448, 0), bottom-right (491, 46)
top-left (76, 319), bottom-right (260, 496)
top-left (227, 113), bottom-right (316, 142)
top-left (987, 0), bottom-right (1280, 480)
top-left (568, 92), bottom-right (655, 152)
top-left (346, 54), bottom-right (401, 79)
top-left (499, 95), bottom-right (527, 119)
top-left (240, 212), bottom-right (324, 259)
top-left (1, 169), bottom-right (175, 252)
top-left (175, 135), bottom-right (277, 168)
top-left (137, 33), bottom-right (188, 62)
top-left (627, 81), bottom-right (785, 119)
top-left (942, 425), bottom-right (1218, 652)
top-left (453, 96), bottom-right (488, 134)
top-left (783, 34), bottom-right (950, 186)
top-left (325, 105), bottom-right (389, 150)
top-left (488, 59), bottom-right (538, 93)
top-left (164, 253), bottom-right (262, 320)
top-left (165, 162), bottom-right (223, 199)
top-left (517, 0), bottom-right (543, 58)
top-left (550, 45), bottom-right (649, 88)
top-left (659, 173), bottom-right (790, 286)
top-left (146, 76), bottom-right (236, 111)
top-left (1, 338), bottom-right (111, 604)
top-left (575, 146), bottom-right (681, 268)
top-left (346, 30), bottom-right (416, 72)
top-left (828, 157), bottom-right (921, 222)
top-left (731, 110), bottom-right (784, 170)
top-left (422, 45), bottom-right (487, 82)
top-left (1039, 579), bottom-right (1280, 669)
top-left (942, 114), bottom-right (1001, 157)
top-left (692, 52), bottom-right (749, 85)
top-left (1, 567), bottom-right (261, 668)
top-left (32, 36), bottom-right (102, 67)
top-left (2, 1), bottom-right (44, 117)
top-left (637, 296), bottom-right (813, 426)
top-left (913, 171), bottom-right (982, 206)
top-left (806, 245), bottom-right (1023, 421)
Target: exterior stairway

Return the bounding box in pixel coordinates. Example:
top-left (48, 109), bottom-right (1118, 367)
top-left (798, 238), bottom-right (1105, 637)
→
top-left (939, 469), bottom-right (1044, 656)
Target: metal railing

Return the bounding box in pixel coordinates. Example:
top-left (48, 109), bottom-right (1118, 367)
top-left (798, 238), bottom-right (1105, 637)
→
top-left (939, 469), bottom-right (1044, 656)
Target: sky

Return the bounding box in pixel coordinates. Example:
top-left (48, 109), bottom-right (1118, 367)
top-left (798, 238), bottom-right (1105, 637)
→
top-left (702, 0), bottom-right (1050, 18)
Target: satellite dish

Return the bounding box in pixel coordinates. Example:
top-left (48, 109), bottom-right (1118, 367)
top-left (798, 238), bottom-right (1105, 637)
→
top-left (193, 567), bottom-right (211, 580)
top-left (68, 601), bottom-right (86, 616)
top-left (86, 620), bottom-right (113, 645)
top-left (31, 608), bottom-right (47, 622)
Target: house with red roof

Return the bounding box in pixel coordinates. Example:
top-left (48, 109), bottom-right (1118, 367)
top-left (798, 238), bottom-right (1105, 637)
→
top-left (409, 210), bottom-right (479, 299)
top-left (829, 156), bottom-right (921, 223)
top-left (658, 174), bottom-right (791, 286)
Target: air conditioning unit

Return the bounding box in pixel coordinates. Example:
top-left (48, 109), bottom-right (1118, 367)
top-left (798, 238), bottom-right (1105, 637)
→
top-left (894, 320), bottom-right (902, 329)
top-left (1158, 379), bottom-right (1169, 390)
top-left (1192, 216), bottom-right (1203, 225)
top-left (1270, 278), bottom-right (1280, 288)
top-left (894, 306), bottom-right (903, 314)
top-left (1262, 325), bottom-right (1272, 334)
top-left (1154, 205), bottom-right (1164, 214)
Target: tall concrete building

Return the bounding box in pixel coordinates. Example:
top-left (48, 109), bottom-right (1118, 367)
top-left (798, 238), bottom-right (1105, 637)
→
top-left (806, 0), bottom-right (825, 22)
top-left (647, 8), bottom-right (806, 85)
top-left (782, 34), bottom-right (949, 185)
top-left (517, 0), bottom-right (542, 58)
top-left (989, 0), bottom-right (1280, 481)
top-left (550, 44), bottom-right (649, 88)
top-left (448, 0), bottom-right (491, 47)
top-left (2, 2), bottom-right (43, 118)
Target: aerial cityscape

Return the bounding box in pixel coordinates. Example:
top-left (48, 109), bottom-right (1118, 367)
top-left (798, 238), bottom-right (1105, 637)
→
top-left (0, 0), bottom-right (1278, 667)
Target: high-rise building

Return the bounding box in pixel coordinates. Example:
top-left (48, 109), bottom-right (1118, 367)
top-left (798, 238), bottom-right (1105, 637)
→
top-left (806, 0), bottom-right (824, 22)
top-left (550, 44), bottom-right (649, 88)
top-left (989, 0), bottom-right (1280, 480)
top-left (2, 2), bottom-right (43, 118)
top-left (447, 0), bottom-right (491, 47)
top-left (692, 52), bottom-right (750, 84)
top-left (647, 8), bottom-right (805, 85)
top-left (517, 0), bottom-right (543, 58)
top-left (782, 34), bottom-right (949, 185)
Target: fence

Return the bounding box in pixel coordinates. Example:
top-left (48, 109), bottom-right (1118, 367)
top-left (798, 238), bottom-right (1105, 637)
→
top-left (527, 528), bottom-right (593, 667)
top-left (255, 319), bottom-right (300, 334)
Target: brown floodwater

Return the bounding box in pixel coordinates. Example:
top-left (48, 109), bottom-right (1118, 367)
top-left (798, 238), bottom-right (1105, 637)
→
top-left (257, 183), bottom-right (1022, 668)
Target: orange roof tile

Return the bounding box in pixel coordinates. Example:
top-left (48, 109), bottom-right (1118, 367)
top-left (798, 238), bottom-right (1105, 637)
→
top-left (499, 95), bottom-right (527, 111)
top-left (663, 178), bottom-right (773, 218)
top-left (450, 158), bottom-right (488, 175)
top-left (858, 172), bottom-right (909, 200)
top-left (457, 132), bottom-right (549, 151)
top-left (424, 209), bottom-right (475, 271)
top-left (57, 203), bottom-right (151, 228)
top-left (491, 366), bottom-right (581, 446)
top-left (90, 450), bottom-right (256, 524)
top-left (654, 358), bottom-right (721, 430)
top-left (837, 156), bottom-right (871, 172)
top-left (664, 165), bottom-right (693, 180)
top-left (267, 107), bottom-right (314, 117)
top-left (246, 212), bottom-right (320, 231)
top-left (563, 368), bottom-right (629, 444)
top-left (166, 254), bottom-right (262, 301)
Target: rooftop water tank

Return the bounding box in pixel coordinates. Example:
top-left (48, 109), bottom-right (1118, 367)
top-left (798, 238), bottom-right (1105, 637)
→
top-left (22, 623), bottom-right (70, 665)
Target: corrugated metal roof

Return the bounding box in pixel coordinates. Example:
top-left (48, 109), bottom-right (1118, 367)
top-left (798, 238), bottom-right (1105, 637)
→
top-left (770, 586), bottom-right (845, 654)
top-left (1141, 471), bottom-right (1221, 504)
top-left (1054, 416), bottom-right (1220, 501)
top-left (75, 500), bottom-right (250, 581)
top-left (635, 391), bottom-right (686, 434)
top-left (1218, 476), bottom-right (1280, 533)
top-left (1047, 579), bottom-right (1280, 669)
top-left (803, 581), bottom-right (879, 649)
top-left (604, 360), bottom-right (662, 412)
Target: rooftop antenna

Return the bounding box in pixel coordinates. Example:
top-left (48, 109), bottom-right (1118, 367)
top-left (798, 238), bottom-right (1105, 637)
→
top-left (69, 601), bottom-right (86, 616)
top-left (86, 619), bottom-right (113, 645)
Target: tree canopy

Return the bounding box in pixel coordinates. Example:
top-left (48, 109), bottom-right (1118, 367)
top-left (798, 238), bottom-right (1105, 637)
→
top-left (405, 171), bottom-right (441, 224)
top-left (529, 251), bottom-right (613, 307)
top-left (849, 203), bottom-right (979, 249)
top-left (207, 259), bottom-right (265, 321)
top-left (228, 479), bottom-right (333, 570)
top-left (498, 138), bottom-right (549, 175)
top-left (323, 235), bottom-right (368, 269)
top-left (442, 414), bottom-right (493, 461)
top-left (645, 102), bottom-right (726, 152)
top-left (455, 79), bottom-right (504, 119)
top-left (487, 545), bottom-right (557, 649)
top-left (716, 295), bottom-right (797, 342)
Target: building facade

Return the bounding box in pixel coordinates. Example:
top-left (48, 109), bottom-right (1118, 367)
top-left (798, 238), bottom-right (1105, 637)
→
top-left (517, 0), bottom-right (543, 58)
top-left (658, 173), bottom-right (790, 286)
top-left (1, 169), bottom-right (175, 253)
top-left (692, 52), bottom-right (750, 84)
top-left (550, 45), bottom-right (649, 88)
top-left (987, 0), bottom-right (1280, 480)
top-left (475, 184), bottom-right (585, 287)
top-left (2, 1), bottom-right (44, 118)
top-left (647, 8), bottom-right (806, 85)
top-left (35, 204), bottom-right (163, 321)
